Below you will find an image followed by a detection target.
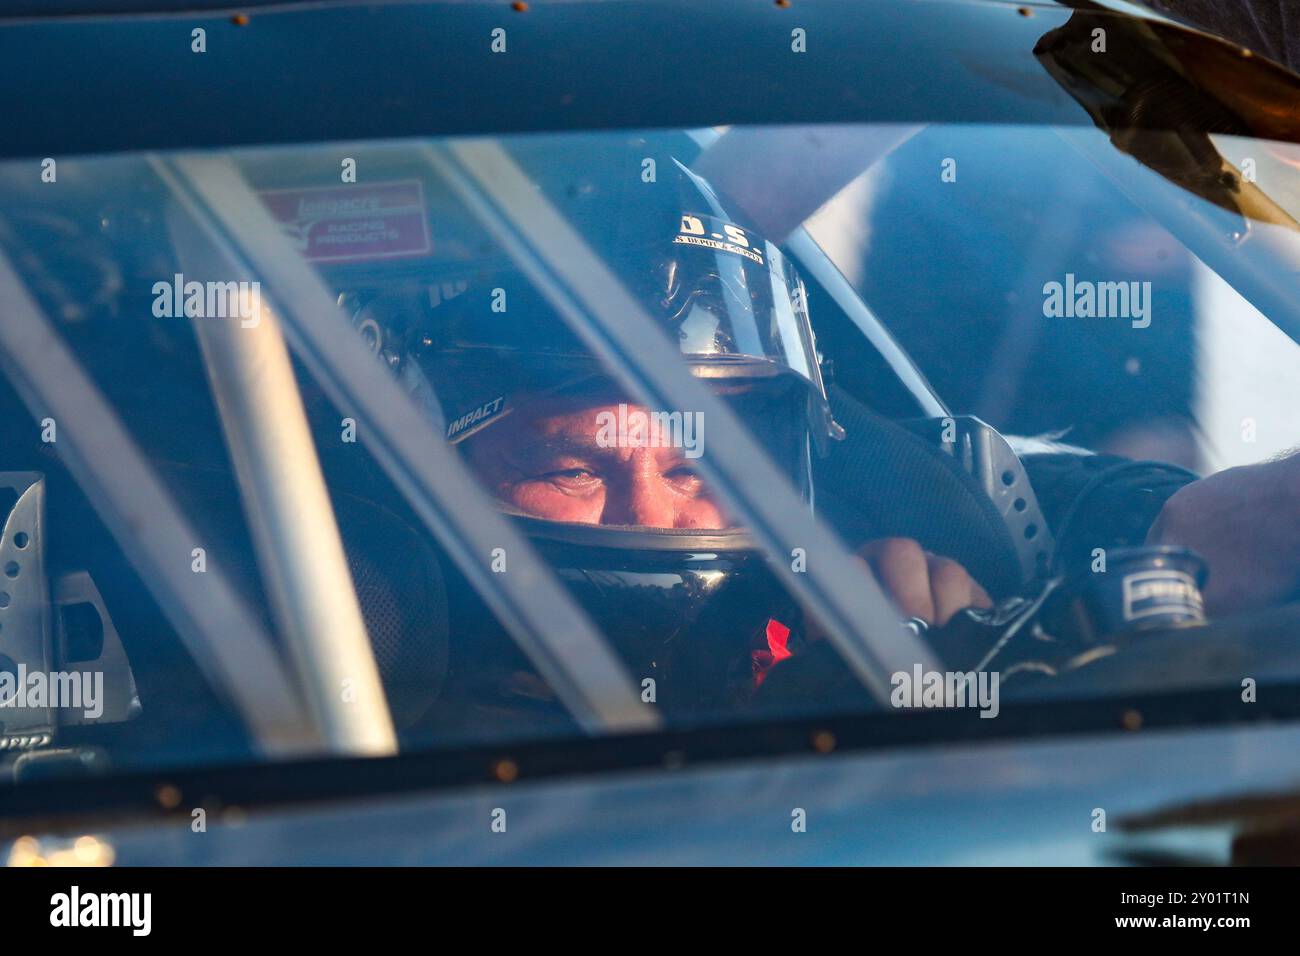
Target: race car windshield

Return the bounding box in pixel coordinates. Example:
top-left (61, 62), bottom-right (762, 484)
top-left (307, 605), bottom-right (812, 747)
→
top-left (3, 120), bottom-right (1300, 788)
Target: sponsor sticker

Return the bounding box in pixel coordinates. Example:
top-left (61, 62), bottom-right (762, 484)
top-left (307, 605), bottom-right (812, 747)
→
top-left (674, 215), bottom-right (765, 265)
top-left (1121, 569), bottom-right (1204, 622)
top-left (259, 180), bottom-right (432, 263)
top-left (446, 395), bottom-right (507, 442)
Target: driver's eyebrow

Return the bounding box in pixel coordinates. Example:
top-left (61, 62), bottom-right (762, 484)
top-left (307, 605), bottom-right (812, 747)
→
top-left (508, 432), bottom-right (694, 469)
top-left (525, 433), bottom-right (609, 456)
top-left (500, 433), bottom-right (615, 469)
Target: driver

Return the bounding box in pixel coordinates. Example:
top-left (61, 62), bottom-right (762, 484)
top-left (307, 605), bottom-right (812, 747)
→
top-left (385, 159), bottom-right (1005, 717)
top-left (356, 157), bottom-right (1300, 722)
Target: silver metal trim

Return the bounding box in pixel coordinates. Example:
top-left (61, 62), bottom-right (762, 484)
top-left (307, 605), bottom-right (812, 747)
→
top-left (0, 473), bottom-right (51, 740)
top-left (52, 570), bottom-right (140, 726)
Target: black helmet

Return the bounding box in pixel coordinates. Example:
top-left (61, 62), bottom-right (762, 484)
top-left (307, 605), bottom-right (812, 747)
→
top-left (349, 144), bottom-right (840, 719)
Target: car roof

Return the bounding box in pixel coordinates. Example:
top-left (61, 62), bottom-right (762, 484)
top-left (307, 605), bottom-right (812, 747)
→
top-left (0, 0), bottom-right (1189, 158)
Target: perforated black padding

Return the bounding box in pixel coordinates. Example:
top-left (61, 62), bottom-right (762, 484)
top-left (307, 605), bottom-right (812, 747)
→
top-left (333, 493), bottom-right (450, 729)
top-left (814, 386), bottom-right (1024, 599)
top-left (143, 463), bottom-right (450, 732)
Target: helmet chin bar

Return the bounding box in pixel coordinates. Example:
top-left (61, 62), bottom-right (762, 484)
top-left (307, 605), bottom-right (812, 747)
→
top-left (513, 513), bottom-right (799, 716)
top-left (0, 473), bottom-right (139, 757)
top-left (508, 512), bottom-right (758, 553)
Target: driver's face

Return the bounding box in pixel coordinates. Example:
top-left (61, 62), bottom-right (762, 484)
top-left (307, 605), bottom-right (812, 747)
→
top-left (464, 396), bottom-right (731, 529)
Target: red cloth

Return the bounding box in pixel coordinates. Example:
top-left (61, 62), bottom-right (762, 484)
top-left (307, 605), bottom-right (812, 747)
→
top-left (752, 618), bottom-right (793, 687)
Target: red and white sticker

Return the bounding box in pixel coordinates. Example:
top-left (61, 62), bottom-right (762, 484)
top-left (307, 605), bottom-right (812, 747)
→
top-left (258, 180), bottom-right (432, 263)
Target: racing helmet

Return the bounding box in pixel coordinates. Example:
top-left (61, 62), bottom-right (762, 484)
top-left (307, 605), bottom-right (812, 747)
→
top-left (352, 150), bottom-right (842, 718)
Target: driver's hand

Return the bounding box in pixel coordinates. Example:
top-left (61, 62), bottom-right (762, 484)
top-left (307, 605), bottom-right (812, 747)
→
top-left (1146, 453), bottom-right (1300, 615)
top-left (856, 537), bottom-right (993, 628)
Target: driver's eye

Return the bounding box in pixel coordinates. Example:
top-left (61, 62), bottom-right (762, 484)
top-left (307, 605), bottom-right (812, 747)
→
top-left (540, 467), bottom-right (601, 489)
top-left (664, 465), bottom-right (704, 488)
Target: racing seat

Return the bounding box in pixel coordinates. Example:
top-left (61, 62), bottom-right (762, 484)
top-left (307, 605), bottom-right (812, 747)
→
top-left (91, 462), bottom-right (451, 736)
top-left (815, 385), bottom-right (1029, 599)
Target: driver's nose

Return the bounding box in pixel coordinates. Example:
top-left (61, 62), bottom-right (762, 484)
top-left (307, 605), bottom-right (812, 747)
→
top-left (602, 455), bottom-right (676, 527)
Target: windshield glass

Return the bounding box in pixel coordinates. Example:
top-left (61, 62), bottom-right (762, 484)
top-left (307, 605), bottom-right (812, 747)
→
top-left (3, 120), bottom-right (1300, 784)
